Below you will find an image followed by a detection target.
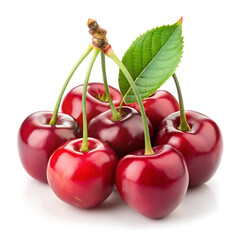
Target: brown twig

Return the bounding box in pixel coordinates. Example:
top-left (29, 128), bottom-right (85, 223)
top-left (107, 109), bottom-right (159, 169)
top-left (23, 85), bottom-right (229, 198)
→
top-left (87, 19), bottom-right (110, 52)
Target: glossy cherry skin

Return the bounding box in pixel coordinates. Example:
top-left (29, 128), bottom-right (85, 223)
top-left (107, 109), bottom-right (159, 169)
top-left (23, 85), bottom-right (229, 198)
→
top-left (155, 110), bottom-right (223, 187)
top-left (128, 90), bottom-right (179, 133)
top-left (115, 144), bottom-right (189, 219)
top-left (88, 106), bottom-right (153, 158)
top-left (47, 138), bottom-right (118, 208)
top-left (61, 82), bottom-right (123, 129)
top-left (18, 111), bottom-right (82, 183)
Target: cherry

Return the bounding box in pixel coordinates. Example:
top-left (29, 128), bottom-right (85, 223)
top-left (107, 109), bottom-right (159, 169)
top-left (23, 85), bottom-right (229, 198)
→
top-left (47, 137), bottom-right (118, 208)
top-left (155, 73), bottom-right (223, 187)
top-left (61, 82), bottom-right (123, 129)
top-left (115, 144), bottom-right (189, 218)
top-left (18, 111), bottom-right (82, 183)
top-left (128, 90), bottom-right (179, 132)
top-left (88, 106), bottom-right (153, 158)
top-left (155, 110), bottom-right (223, 187)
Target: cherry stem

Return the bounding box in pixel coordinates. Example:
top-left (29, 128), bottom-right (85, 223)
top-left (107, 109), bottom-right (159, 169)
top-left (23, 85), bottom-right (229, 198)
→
top-left (101, 52), bottom-right (120, 121)
top-left (118, 78), bottom-right (135, 112)
top-left (49, 44), bottom-right (93, 125)
top-left (118, 94), bottom-right (125, 113)
top-left (172, 73), bottom-right (191, 132)
top-left (106, 48), bottom-right (154, 155)
top-left (80, 47), bottom-right (101, 152)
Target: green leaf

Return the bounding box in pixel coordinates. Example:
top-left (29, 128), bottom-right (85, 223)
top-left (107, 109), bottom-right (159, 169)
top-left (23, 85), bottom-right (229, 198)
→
top-left (118, 18), bottom-right (183, 104)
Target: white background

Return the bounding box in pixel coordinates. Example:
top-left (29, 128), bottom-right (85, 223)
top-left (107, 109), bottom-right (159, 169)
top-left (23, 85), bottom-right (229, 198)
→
top-left (0, 0), bottom-right (239, 239)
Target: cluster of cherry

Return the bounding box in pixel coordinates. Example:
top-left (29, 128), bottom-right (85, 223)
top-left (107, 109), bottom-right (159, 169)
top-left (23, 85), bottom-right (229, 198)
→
top-left (18, 19), bottom-right (222, 219)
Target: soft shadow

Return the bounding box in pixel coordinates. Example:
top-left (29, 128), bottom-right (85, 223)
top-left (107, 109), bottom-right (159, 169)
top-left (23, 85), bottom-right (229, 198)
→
top-left (23, 179), bottom-right (54, 211)
top-left (23, 180), bottom-right (132, 223)
top-left (166, 183), bottom-right (218, 222)
top-left (23, 179), bottom-right (218, 226)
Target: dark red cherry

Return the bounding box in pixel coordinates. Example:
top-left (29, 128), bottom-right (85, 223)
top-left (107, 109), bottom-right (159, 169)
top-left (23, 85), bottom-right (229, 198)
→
top-left (18, 111), bottom-right (82, 183)
top-left (88, 106), bottom-right (153, 158)
top-left (115, 144), bottom-right (189, 218)
top-left (61, 82), bottom-right (123, 129)
top-left (128, 90), bottom-right (179, 132)
top-left (155, 110), bottom-right (223, 187)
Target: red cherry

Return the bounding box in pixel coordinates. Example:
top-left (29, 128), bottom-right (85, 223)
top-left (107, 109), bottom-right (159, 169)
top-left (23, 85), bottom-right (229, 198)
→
top-left (61, 82), bottom-right (123, 129)
top-left (128, 90), bottom-right (179, 132)
top-left (18, 111), bottom-right (82, 183)
top-left (155, 110), bottom-right (223, 187)
top-left (47, 138), bottom-right (118, 208)
top-left (115, 144), bottom-right (189, 219)
top-left (88, 106), bottom-right (153, 158)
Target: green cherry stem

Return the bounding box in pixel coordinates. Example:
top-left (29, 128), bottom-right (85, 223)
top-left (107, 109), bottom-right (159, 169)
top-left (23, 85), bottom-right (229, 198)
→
top-left (80, 47), bottom-right (101, 152)
top-left (101, 52), bottom-right (120, 121)
top-left (118, 93), bottom-right (126, 113)
top-left (49, 44), bottom-right (93, 125)
top-left (172, 73), bottom-right (191, 132)
top-left (106, 48), bottom-right (154, 155)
